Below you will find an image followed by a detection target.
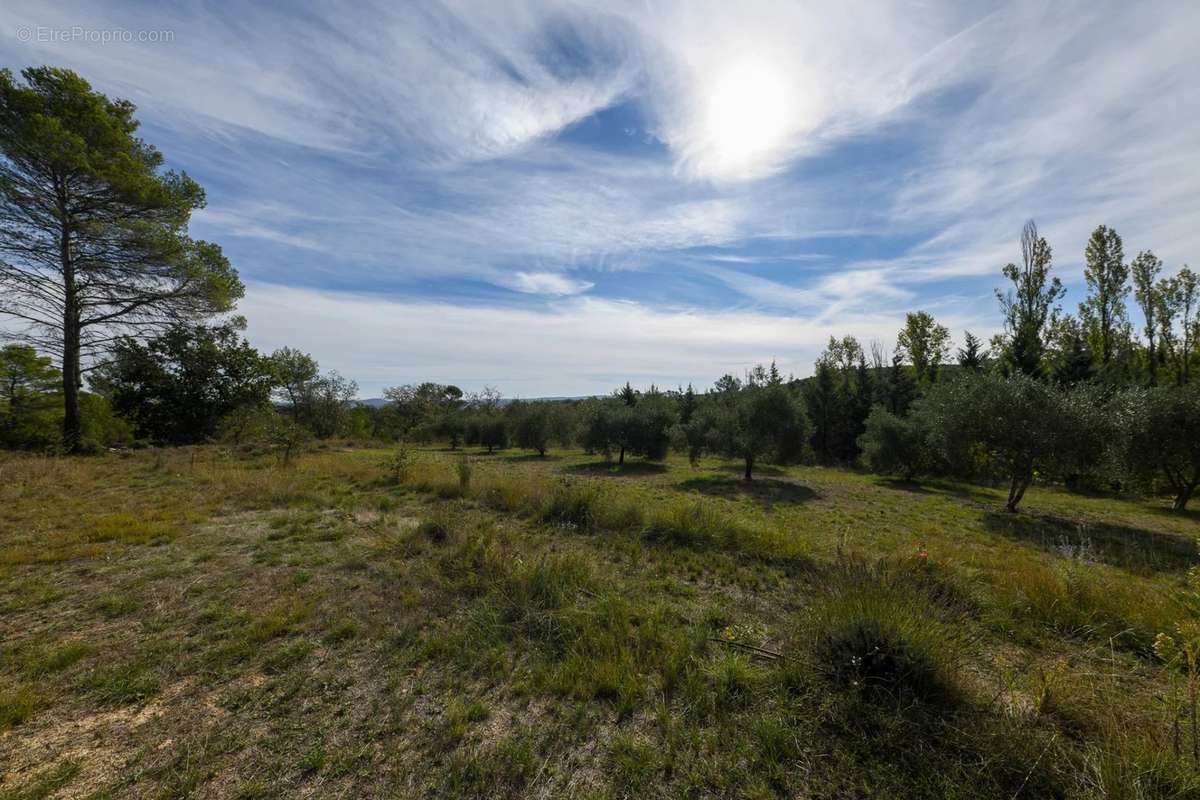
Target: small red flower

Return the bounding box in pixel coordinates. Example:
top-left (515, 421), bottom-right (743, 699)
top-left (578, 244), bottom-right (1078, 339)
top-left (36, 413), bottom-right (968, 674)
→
top-left (916, 543), bottom-right (929, 561)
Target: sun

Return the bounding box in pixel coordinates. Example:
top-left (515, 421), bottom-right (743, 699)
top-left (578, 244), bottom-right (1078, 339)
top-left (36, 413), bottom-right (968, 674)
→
top-left (701, 59), bottom-right (794, 179)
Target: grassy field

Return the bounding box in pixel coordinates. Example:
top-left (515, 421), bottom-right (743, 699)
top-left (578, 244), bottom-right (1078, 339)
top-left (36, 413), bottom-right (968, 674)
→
top-left (2, 445), bottom-right (1199, 798)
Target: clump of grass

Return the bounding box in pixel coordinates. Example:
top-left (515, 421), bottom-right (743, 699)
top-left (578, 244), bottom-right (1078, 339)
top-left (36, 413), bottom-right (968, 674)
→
top-left (538, 480), bottom-right (601, 531)
top-left (1075, 737), bottom-right (1200, 798)
top-left (298, 746), bottom-right (326, 774)
top-left (1005, 561), bottom-right (1169, 652)
top-left (441, 697), bottom-right (491, 748)
top-left (439, 733), bottom-right (537, 799)
top-left (324, 621), bottom-right (359, 645)
top-left (0, 682), bottom-right (40, 730)
top-left (246, 601), bottom-right (312, 644)
top-left (437, 527), bottom-right (510, 596)
top-left (89, 511), bottom-right (178, 545)
top-left (804, 553), bottom-right (967, 705)
top-left (418, 512), bottom-right (452, 543)
top-left (0, 759), bottom-right (81, 798)
top-left (702, 650), bottom-right (760, 711)
top-left (502, 553), bottom-right (593, 617)
top-left (643, 499), bottom-right (725, 548)
top-left (476, 473), bottom-right (535, 513)
top-left (456, 456), bottom-right (472, 493)
top-left (608, 731), bottom-right (659, 792)
top-left (83, 660), bottom-right (160, 705)
top-left (263, 639), bottom-right (315, 674)
top-left (22, 642), bottom-right (93, 677)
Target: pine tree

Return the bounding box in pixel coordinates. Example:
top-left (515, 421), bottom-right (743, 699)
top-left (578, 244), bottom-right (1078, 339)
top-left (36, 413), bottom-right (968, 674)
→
top-left (806, 359), bottom-right (836, 464)
top-left (0, 68), bottom-right (241, 450)
top-left (885, 351), bottom-right (917, 415)
top-left (679, 383), bottom-right (697, 424)
top-left (957, 331), bottom-right (987, 371)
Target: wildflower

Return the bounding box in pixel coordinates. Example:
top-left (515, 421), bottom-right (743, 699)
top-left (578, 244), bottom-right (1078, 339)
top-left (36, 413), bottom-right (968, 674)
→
top-left (916, 543), bottom-right (929, 562)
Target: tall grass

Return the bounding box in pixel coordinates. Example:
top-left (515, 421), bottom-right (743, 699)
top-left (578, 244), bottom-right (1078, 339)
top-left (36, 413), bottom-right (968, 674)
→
top-left (802, 552), bottom-right (969, 705)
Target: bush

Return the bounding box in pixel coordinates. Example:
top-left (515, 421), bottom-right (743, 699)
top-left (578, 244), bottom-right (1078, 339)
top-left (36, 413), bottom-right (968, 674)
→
top-left (418, 516), bottom-right (450, 543)
top-left (804, 553), bottom-right (965, 705)
top-left (385, 443), bottom-right (415, 484)
top-left (643, 500), bottom-right (725, 548)
top-left (1111, 384), bottom-right (1200, 510)
top-left (857, 406), bottom-right (928, 479)
top-left (539, 480), bottom-right (601, 531)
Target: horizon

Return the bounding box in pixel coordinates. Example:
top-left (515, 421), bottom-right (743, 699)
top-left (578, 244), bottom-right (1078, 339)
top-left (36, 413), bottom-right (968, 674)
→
top-left (2, 1), bottom-right (1197, 397)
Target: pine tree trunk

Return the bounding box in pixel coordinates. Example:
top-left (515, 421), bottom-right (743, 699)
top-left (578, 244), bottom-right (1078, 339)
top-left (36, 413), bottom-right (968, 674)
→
top-left (60, 227), bottom-right (82, 452)
top-left (743, 456), bottom-right (753, 481)
top-left (618, 445), bottom-right (625, 465)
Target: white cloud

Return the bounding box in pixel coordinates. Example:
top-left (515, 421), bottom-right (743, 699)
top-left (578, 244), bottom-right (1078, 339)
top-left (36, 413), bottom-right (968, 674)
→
top-left (237, 283), bottom-right (994, 397)
top-left (501, 271), bottom-right (594, 296)
top-left (618, 0), bottom-right (983, 181)
top-left (3, 0), bottom-right (1197, 351)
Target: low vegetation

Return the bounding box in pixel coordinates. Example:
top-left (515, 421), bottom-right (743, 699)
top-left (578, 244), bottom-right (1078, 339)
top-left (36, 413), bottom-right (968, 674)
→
top-left (1, 444), bottom-right (1199, 797)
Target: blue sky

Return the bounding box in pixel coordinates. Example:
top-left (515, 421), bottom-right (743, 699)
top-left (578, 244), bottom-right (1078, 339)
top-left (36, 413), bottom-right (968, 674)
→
top-left (3, 1), bottom-right (1198, 397)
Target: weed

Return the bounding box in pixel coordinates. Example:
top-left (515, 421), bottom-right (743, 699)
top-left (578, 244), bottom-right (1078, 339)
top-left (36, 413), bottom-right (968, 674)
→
top-left (93, 593), bottom-right (139, 618)
top-left (805, 553), bottom-right (967, 705)
top-left (324, 621), bottom-right (359, 645)
top-left (0, 682), bottom-right (40, 730)
top-left (263, 639), bottom-right (315, 674)
top-left (608, 732), bottom-right (658, 792)
top-left (83, 660), bottom-right (160, 705)
top-left (21, 642), bottom-right (92, 677)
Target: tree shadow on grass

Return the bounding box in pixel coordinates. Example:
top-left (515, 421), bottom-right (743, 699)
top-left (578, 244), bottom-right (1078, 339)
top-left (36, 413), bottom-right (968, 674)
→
top-left (499, 452), bottom-right (564, 463)
top-left (716, 463), bottom-right (788, 478)
top-left (679, 475), bottom-right (818, 508)
top-left (982, 510), bottom-right (1199, 575)
top-left (562, 460), bottom-right (669, 477)
top-left (876, 478), bottom-right (934, 495)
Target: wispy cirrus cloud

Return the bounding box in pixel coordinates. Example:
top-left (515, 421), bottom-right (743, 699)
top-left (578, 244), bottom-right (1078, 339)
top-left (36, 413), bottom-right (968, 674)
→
top-left (1, 0), bottom-right (1197, 394)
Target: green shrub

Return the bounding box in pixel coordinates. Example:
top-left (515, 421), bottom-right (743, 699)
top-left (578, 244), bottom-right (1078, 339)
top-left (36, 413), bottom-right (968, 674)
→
top-left (858, 406), bottom-right (929, 479)
top-left (538, 480), bottom-right (600, 531)
top-left (804, 553), bottom-right (966, 705)
top-left (419, 516), bottom-right (451, 544)
top-left (643, 499), bottom-right (724, 548)
top-left (384, 444), bottom-right (414, 484)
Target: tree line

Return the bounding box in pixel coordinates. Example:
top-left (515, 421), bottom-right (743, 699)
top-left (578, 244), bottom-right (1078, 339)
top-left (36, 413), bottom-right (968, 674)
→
top-left (1, 66), bottom-right (1197, 511)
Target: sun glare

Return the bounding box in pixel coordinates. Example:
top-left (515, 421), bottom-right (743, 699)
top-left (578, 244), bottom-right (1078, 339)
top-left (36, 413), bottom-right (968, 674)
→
top-left (702, 59), bottom-right (794, 179)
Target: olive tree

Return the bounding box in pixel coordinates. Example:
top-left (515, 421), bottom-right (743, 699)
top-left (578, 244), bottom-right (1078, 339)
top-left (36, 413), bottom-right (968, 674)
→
top-left (1112, 385), bottom-right (1200, 510)
top-left (680, 376), bottom-right (806, 480)
top-left (920, 373), bottom-right (1102, 512)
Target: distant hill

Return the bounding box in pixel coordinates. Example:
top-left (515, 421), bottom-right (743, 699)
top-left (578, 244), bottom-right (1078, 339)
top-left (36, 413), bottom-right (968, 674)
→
top-left (356, 395), bottom-right (593, 408)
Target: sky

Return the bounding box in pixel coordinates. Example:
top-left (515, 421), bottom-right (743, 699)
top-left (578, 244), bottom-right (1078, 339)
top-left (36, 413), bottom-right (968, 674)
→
top-left (2, 1), bottom-right (1198, 397)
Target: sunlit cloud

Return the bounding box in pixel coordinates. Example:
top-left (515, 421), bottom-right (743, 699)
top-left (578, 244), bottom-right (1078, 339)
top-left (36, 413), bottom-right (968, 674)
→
top-left (1, 0), bottom-right (1197, 393)
top-left (501, 271), bottom-right (595, 296)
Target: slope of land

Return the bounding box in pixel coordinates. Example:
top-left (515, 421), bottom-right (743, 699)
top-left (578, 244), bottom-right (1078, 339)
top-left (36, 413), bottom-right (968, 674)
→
top-left (1, 446), bottom-right (1198, 798)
